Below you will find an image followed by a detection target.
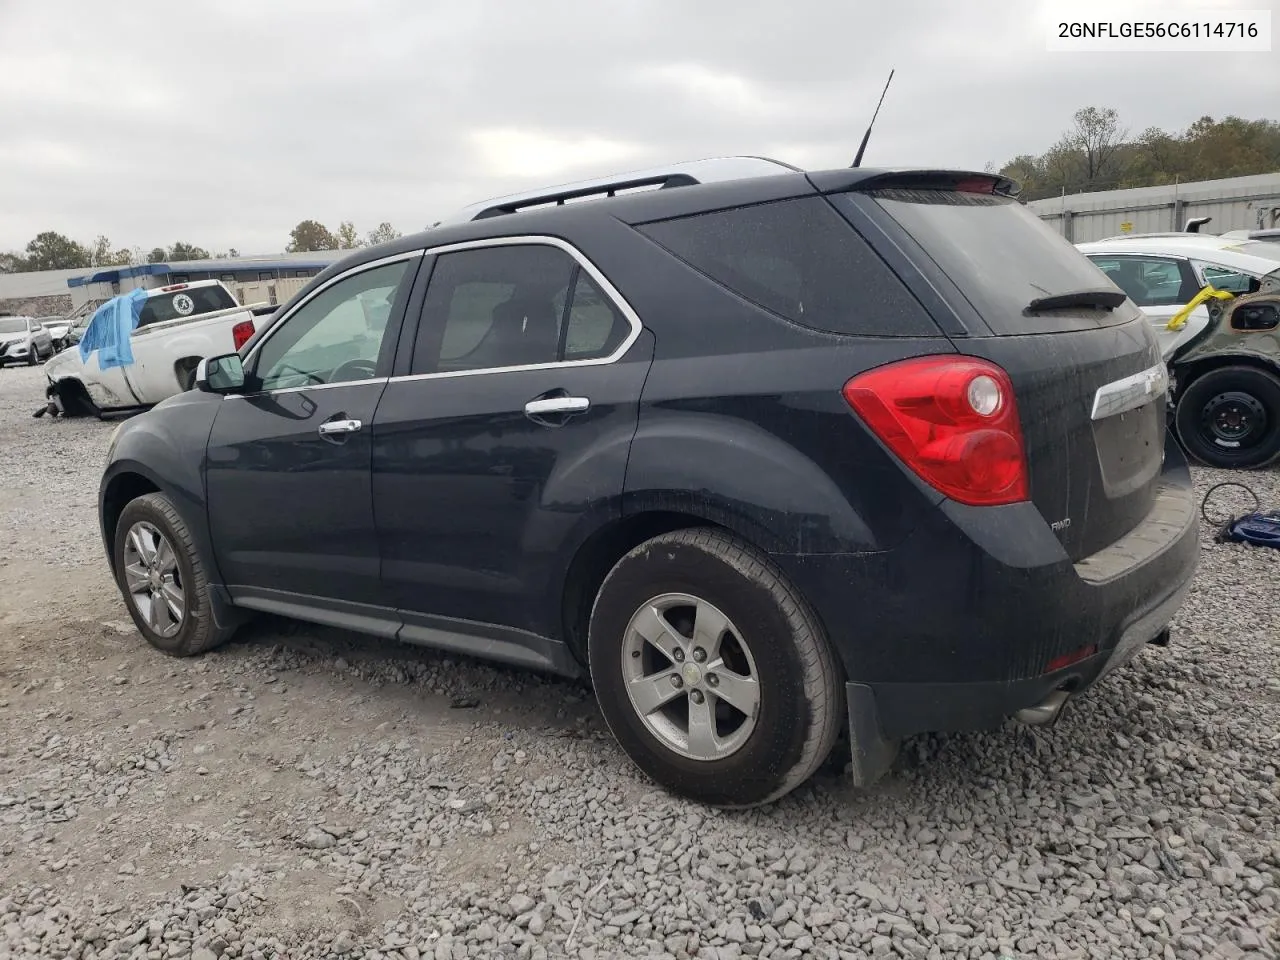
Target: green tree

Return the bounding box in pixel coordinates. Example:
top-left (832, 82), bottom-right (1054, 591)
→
top-left (167, 242), bottom-right (211, 261)
top-left (89, 235), bottom-right (133, 267)
top-left (366, 222), bottom-right (402, 246)
top-left (0, 252), bottom-right (30, 273)
top-left (21, 231), bottom-right (91, 271)
top-left (147, 247), bottom-right (168, 264)
top-left (336, 221), bottom-right (363, 249)
top-left (287, 220), bottom-right (338, 252)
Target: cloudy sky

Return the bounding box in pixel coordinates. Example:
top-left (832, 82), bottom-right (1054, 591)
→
top-left (0, 0), bottom-right (1273, 257)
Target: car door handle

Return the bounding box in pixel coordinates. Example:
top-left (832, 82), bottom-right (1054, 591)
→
top-left (318, 418), bottom-right (362, 437)
top-left (524, 396), bottom-right (590, 416)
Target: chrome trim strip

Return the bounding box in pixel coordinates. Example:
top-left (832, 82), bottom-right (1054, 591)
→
top-left (224, 376), bottom-right (387, 400)
top-left (1090, 362), bottom-right (1169, 421)
top-left (385, 235), bottom-right (643, 383)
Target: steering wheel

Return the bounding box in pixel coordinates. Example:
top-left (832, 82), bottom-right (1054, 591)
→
top-left (330, 357), bottom-right (378, 382)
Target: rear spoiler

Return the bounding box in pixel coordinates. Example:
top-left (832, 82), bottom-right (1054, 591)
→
top-left (806, 169), bottom-right (1022, 198)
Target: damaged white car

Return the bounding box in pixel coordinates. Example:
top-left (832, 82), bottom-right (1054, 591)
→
top-left (41, 280), bottom-right (273, 418)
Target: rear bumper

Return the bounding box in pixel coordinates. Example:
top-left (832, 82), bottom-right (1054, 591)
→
top-left (854, 565), bottom-right (1189, 742)
top-left (775, 431), bottom-right (1199, 757)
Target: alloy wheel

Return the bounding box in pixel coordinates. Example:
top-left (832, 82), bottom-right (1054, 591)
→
top-left (620, 592), bottom-right (761, 761)
top-left (121, 521), bottom-right (186, 639)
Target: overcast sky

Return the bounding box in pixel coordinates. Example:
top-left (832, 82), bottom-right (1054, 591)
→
top-left (0, 0), bottom-right (1274, 257)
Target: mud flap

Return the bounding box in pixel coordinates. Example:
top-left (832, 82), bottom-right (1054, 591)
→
top-left (845, 682), bottom-right (900, 788)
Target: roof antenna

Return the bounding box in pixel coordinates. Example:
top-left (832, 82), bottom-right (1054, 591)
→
top-left (851, 69), bottom-right (895, 168)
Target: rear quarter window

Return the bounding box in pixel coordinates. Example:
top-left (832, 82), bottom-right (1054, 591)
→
top-left (635, 197), bottom-right (939, 337)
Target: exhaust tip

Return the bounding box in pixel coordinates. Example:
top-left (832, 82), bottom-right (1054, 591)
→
top-left (1015, 689), bottom-right (1071, 727)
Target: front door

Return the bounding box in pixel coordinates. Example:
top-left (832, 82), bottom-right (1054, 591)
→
top-left (372, 241), bottom-right (652, 641)
top-left (206, 255), bottom-right (420, 624)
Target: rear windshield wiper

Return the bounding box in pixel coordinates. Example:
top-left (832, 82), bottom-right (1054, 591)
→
top-left (1024, 289), bottom-right (1127, 313)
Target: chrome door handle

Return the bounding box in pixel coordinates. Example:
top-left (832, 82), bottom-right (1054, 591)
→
top-left (318, 418), bottom-right (362, 437)
top-left (525, 396), bottom-right (590, 416)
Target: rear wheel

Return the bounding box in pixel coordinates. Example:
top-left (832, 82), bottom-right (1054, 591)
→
top-left (1174, 365), bottom-right (1280, 469)
top-left (587, 529), bottom-right (843, 807)
top-left (113, 493), bottom-right (237, 656)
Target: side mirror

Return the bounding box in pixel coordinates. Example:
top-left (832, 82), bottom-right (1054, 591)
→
top-left (195, 353), bottom-right (246, 393)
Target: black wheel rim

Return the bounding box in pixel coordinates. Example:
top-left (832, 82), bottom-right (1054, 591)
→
top-left (1200, 390), bottom-right (1268, 450)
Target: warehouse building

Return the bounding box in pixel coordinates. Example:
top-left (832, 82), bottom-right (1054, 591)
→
top-left (0, 250), bottom-right (346, 319)
top-left (1029, 172), bottom-right (1280, 243)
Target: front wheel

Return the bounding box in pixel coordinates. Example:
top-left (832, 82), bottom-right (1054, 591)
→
top-left (113, 493), bottom-right (237, 656)
top-left (1174, 365), bottom-right (1280, 469)
top-left (588, 529), bottom-right (843, 808)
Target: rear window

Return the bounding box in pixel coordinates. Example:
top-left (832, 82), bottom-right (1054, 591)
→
top-left (139, 285), bottom-right (237, 326)
top-left (863, 189), bottom-right (1127, 335)
top-left (636, 197), bottom-right (938, 337)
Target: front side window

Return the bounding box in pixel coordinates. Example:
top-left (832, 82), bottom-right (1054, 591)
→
top-left (1200, 264), bottom-right (1259, 295)
top-left (252, 259), bottom-right (411, 392)
top-left (411, 244), bottom-right (630, 374)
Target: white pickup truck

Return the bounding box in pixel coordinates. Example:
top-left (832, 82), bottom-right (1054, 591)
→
top-left (42, 280), bottom-right (275, 417)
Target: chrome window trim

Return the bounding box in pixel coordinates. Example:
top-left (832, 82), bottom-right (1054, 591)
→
top-left (1090, 361), bottom-right (1169, 421)
top-left (387, 235), bottom-right (643, 384)
top-left (241, 250), bottom-right (425, 368)
top-left (224, 376), bottom-right (389, 401)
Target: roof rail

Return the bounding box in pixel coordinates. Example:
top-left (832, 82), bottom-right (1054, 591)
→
top-left (436, 156), bottom-right (802, 226)
top-left (1095, 232), bottom-right (1218, 242)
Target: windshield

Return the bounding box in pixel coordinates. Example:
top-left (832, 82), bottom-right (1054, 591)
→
top-left (860, 188), bottom-right (1129, 335)
top-left (0, 318), bottom-right (28, 334)
top-left (139, 285), bottom-right (238, 326)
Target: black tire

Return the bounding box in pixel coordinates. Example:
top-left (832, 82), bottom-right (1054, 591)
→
top-left (1174, 365), bottom-right (1280, 469)
top-left (113, 492), bottom-right (237, 656)
top-left (587, 529), bottom-right (843, 808)
top-left (27, 345), bottom-right (41, 365)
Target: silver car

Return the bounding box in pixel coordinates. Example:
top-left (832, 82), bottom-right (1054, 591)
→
top-left (0, 316), bottom-right (55, 367)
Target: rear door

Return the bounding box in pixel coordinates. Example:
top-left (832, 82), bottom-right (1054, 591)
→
top-left (371, 239), bottom-right (653, 642)
top-left (1084, 253), bottom-right (1208, 359)
top-left (834, 183), bottom-right (1170, 561)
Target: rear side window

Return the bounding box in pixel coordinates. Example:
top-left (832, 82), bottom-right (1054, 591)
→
top-left (139, 285), bottom-right (237, 326)
top-left (637, 197), bottom-right (938, 337)
top-left (862, 189), bottom-right (1128, 335)
top-left (1086, 255), bottom-right (1199, 306)
top-left (411, 244), bottom-right (632, 374)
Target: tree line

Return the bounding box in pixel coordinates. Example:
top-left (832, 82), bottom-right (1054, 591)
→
top-left (993, 108), bottom-right (1280, 201)
top-left (0, 219), bottom-right (406, 273)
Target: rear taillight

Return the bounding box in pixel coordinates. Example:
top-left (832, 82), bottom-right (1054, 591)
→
top-left (842, 356), bottom-right (1029, 507)
top-left (232, 320), bottom-right (255, 350)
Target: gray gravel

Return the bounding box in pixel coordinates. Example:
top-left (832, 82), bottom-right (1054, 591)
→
top-left (1, 362), bottom-right (1279, 960)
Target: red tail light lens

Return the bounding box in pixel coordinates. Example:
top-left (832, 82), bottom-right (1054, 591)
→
top-left (232, 320), bottom-right (255, 350)
top-left (842, 356), bottom-right (1029, 506)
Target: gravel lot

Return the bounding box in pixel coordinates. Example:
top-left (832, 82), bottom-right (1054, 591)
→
top-left (1, 362), bottom-right (1278, 960)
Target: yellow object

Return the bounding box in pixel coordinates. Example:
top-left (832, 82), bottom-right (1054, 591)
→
top-left (1120, 221), bottom-right (1133, 233)
top-left (1166, 285), bottom-right (1235, 331)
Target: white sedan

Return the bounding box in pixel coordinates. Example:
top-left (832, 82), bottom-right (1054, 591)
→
top-left (1076, 235), bottom-right (1280, 361)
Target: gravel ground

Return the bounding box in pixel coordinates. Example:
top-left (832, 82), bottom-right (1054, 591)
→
top-left (1, 362), bottom-right (1278, 960)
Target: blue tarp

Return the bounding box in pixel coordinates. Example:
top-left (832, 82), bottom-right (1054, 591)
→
top-left (77, 287), bottom-right (148, 371)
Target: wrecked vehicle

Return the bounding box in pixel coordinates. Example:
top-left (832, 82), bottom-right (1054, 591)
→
top-left (41, 280), bottom-right (272, 418)
top-left (1078, 236), bottom-right (1280, 468)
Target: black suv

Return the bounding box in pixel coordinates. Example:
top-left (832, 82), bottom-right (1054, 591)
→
top-left (100, 160), bottom-right (1199, 807)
